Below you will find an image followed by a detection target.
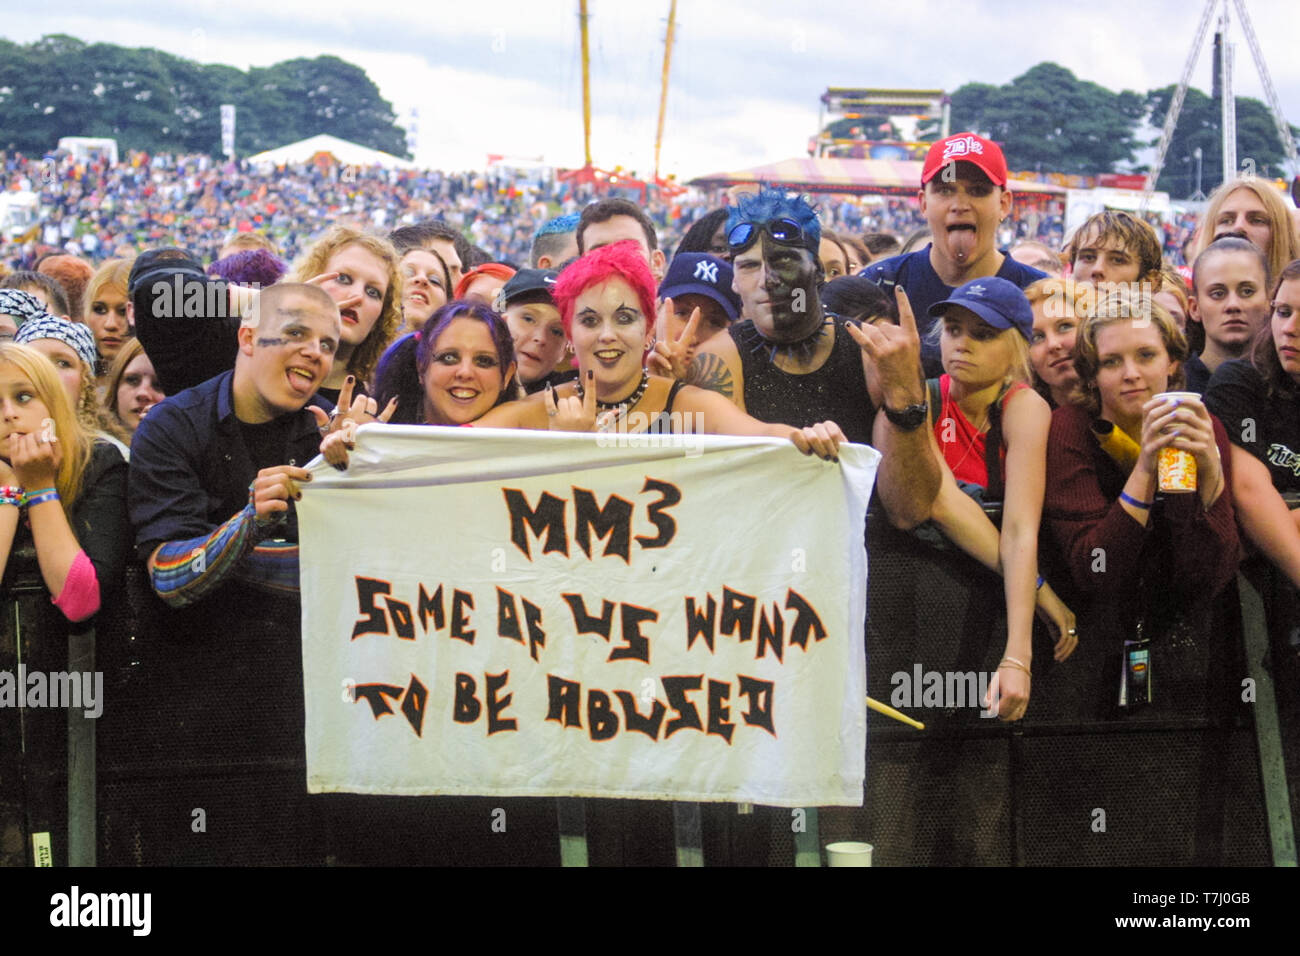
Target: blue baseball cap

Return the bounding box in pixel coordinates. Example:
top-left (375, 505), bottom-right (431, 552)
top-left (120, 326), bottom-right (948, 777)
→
top-left (928, 276), bottom-right (1034, 341)
top-left (658, 253), bottom-right (742, 321)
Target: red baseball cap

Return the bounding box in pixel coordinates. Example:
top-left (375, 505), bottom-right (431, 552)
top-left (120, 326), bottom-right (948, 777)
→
top-left (921, 133), bottom-right (1008, 187)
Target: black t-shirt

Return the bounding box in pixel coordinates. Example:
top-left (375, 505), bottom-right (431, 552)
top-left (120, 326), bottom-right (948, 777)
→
top-left (239, 415), bottom-right (303, 474)
top-left (1182, 354), bottom-right (1212, 395)
top-left (1204, 357), bottom-right (1300, 493)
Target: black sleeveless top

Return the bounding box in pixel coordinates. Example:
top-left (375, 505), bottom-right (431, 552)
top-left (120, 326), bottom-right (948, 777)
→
top-left (731, 315), bottom-right (875, 445)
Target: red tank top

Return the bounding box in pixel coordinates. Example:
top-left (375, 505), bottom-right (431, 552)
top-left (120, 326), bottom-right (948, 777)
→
top-left (932, 374), bottom-right (1027, 488)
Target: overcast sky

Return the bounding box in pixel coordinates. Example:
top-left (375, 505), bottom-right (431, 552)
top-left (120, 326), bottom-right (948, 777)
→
top-left (10, 0), bottom-right (1300, 180)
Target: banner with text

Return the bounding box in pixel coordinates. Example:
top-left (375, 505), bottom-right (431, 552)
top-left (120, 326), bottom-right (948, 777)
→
top-left (297, 425), bottom-right (877, 806)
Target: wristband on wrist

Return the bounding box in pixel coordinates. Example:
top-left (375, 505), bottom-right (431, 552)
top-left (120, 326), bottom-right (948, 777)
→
top-left (0, 485), bottom-right (23, 507)
top-left (23, 489), bottom-right (60, 507)
top-left (1119, 490), bottom-right (1151, 510)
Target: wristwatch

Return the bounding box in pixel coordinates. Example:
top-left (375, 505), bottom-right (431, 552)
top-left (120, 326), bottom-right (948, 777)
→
top-left (882, 401), bottom-right (928, 432)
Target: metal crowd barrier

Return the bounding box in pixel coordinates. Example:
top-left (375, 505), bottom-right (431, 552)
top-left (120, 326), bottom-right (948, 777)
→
top-left (1, 500), bottom-right (1296, 866)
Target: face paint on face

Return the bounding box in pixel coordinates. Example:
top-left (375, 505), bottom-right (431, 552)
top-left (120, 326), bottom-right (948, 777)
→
top-left (571, 277), bottom-right (652, 399)
top-left (421, 317), bottom-right (511, 425)
top-left (320, 244), bottom-right (389, 347)
top-left (504, 301), bottom-right (565, 384)
top-left (116, 351), bottom-right (164, 433)
top-left (731, 233), bottom-right (822, 342)
top-left (27, 338), bottom-right (84, 410)
top-left (1029, 299), bottom-right (1080, 393)
top-left (88, 286), bottom-right (131, 362)
top-left (0, 362), bottom-right (51, 447)
top-left (248, 295), bottom-right (340, 415)
top-left (1191, 250), bottom-right (1270, 357)
top-left (1271, 277), bottom-right (1300, 384)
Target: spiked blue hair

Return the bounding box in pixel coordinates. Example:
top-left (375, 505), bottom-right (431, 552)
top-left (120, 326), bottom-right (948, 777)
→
top-left (726, 188), bottom-right (820, 256)
top-left (533, 213), bottom-right (580, 242)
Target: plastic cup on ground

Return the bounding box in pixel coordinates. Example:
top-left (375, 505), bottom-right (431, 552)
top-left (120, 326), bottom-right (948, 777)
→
top-left (825, 841), bottom-right (873, 867)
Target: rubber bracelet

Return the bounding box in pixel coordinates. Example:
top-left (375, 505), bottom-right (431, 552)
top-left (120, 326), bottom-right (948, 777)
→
top-left (24, 490), bottom-right (60, 507)
top-left (1119, 491), bottom-right (1151, 510)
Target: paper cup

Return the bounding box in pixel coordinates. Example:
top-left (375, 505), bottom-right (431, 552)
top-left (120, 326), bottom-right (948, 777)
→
top-left (825, 841), bottom-right (873, 867)
top-left (1153, 391), bottom-right (1199, 493)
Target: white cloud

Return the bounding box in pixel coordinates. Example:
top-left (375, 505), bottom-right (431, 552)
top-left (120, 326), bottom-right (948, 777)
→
top-left (10, 0), bottom-right (1299, 182)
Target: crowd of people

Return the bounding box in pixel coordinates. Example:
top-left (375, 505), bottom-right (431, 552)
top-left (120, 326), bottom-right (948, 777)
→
top-left (2, 129), bottom-right (1299, 743)
top-left (5, 146), bottom-right (1133, 275)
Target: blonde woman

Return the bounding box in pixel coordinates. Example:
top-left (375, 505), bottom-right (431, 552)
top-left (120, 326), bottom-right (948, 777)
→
top-left (0, 343), bottom-right (128, 624)
top-left (83, 258), bottom-right (135, 380)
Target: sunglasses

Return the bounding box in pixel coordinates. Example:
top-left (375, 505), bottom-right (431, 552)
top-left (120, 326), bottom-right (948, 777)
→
top-left (727, 218), bottom-right (806, 250)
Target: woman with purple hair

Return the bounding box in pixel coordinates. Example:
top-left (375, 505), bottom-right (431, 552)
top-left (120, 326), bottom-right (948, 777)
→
top-left (320, 301), bottom-right (520, 467)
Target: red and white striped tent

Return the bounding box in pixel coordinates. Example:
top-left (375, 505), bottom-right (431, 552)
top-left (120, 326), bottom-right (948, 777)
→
top-left (689, 157), bottom-right (1065, 199)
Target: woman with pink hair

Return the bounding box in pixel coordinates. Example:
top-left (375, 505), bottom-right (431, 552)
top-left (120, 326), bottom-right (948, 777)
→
top-left (475, 240), bottom-right (844, 458)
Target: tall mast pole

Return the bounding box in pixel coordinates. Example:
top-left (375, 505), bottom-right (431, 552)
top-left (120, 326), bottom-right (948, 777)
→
top-left (1219, 1), bottom-right (1237, 183)
top-left (653, 0), bottom-right (678, 182)
top-left (580, 0), bottom-right (593, 168)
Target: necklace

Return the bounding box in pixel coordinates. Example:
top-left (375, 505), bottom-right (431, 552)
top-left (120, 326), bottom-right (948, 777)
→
top-left (735, 318), bottom-right (833, 364)
top-left (577, 370), bottom-right (650, 416)
top-left (945, 387), bottom-right (990, 475)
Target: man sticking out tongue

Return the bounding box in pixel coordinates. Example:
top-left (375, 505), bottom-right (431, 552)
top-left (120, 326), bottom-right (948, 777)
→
top-left (862, 132), bottom-right (1047, 377)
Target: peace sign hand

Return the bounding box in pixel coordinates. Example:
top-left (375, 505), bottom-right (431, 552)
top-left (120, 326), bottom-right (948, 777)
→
top-left (648, 297), bottom-right (701, 381)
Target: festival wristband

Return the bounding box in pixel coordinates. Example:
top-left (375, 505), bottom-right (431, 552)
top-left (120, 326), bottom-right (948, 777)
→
top-left (1119, 491), bottom-right (1152, 510)
top-left (23, 489), bottom-right (60, 507)
top-left (0, 485), bottom-right (23, 507)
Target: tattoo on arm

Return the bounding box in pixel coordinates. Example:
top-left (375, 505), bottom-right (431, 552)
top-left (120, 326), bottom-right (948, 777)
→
top-left (684, 353), bottom-right (734, 399)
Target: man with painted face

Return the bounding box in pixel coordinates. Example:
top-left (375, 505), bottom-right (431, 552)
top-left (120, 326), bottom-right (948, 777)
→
top-left (129, 283), bottom-right (342, 607)
top-left (687, 187), bottom-right (939, 529)
top-left (862, 133), bottom-right (1047, 377)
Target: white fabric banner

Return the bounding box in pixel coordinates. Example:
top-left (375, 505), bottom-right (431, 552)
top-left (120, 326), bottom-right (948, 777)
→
top-left (297, 425), bottom-right (878, 807)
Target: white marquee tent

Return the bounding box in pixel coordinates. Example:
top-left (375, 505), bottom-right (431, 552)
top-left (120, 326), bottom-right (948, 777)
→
top-left (244, 134), bottom-right (415, 170)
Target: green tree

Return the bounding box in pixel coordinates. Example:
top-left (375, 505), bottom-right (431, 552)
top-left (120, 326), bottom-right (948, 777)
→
top-left (242, 56), bottom-right (407, 156)
top-left (1147, 84), bottom-right (1299, 197)
top-left (920, 64), bottom-right (1143, 176)
top-left (0, 35), bottom-right (408, 158)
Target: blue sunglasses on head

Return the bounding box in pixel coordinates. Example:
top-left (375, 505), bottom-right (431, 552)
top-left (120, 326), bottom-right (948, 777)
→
top-left (727, 218), bottom-right (806, 250)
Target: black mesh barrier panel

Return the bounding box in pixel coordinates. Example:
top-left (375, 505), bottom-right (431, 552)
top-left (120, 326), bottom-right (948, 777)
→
top-left (0, 502), bottom-right (1293, 866)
